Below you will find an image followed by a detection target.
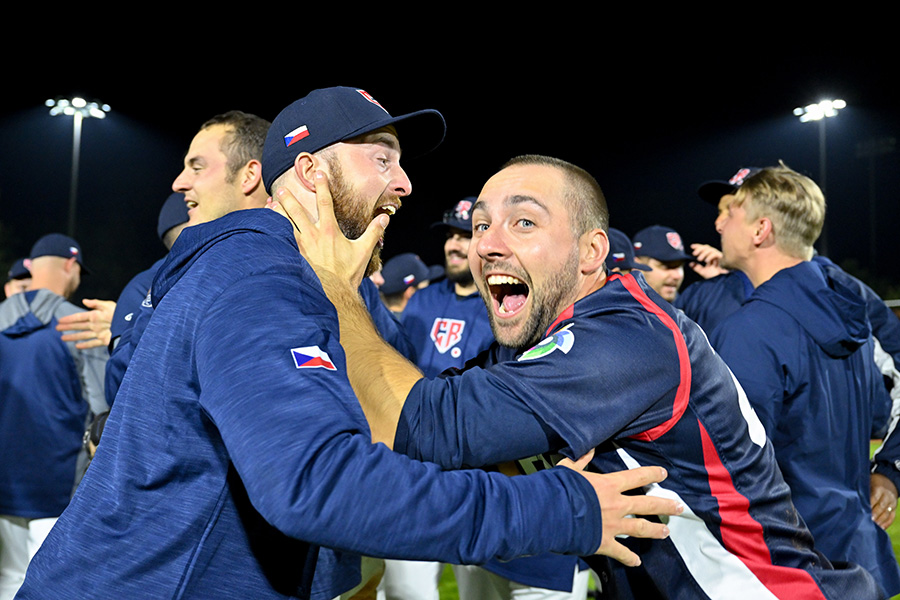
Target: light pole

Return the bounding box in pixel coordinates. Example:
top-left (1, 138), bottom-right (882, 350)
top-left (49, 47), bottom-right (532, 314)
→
top-left (793, 99), bottom-right (845, 257)
top-left (46, 97), bottom-right (111, 237)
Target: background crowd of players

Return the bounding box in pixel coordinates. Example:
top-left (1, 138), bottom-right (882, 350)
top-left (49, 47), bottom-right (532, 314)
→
top-left (2, 94), bottom-right (900, 600)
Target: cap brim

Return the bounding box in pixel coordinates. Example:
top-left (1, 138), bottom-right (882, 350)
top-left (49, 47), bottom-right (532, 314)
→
top-left (697, 181), bottom-right (736, 205)
top-left (379, 109), bottom-right (446, 159)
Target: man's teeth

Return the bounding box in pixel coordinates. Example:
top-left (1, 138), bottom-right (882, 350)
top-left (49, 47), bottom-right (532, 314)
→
top-left (377, 205), bottom-right (397, 216)
top-left (186, 201), bottom-right (198, 209)
top-left (487, 275), bottom-right (523, 285)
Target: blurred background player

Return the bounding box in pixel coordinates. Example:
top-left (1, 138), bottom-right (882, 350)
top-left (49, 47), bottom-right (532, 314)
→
top-left (3, 259), bottom-right (31, 299)
top-left (378, 253), bottom-right (443, 317)
top-left (400, 198), bottom-right (494, 379)
top-left (604, 228), bottom-right (651, 275)
top-left (0, 234), bottom-right (108, 600)
top-left (632, 224), bottom-right (693, 302)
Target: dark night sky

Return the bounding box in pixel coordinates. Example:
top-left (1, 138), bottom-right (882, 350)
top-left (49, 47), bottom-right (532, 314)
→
top-left (2, 29), bottom-right (898, 303)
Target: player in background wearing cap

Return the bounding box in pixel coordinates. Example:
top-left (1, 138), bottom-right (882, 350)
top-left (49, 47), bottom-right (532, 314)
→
top-left (274, 152), bottom-right (890, 599)
top-left (400, 198), bottom-right (495, 380)
top-left (3, 259), bottom-right (31, 299)
top-left (672, 164), bottom-right (900, 597)
top-left (378, 252), bottom-right (443, 316)
top-left (0, 234), bottom-right (109, 600)
top-left (605, 228), bottom-right (651, 275)
top-left (14, 88), bottom-right (679, 600)
top-left (631, 224), bottom-right (694, 302)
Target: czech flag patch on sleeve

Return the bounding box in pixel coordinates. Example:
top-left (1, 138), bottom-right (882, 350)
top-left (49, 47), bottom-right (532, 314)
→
top-left (291, 345), bottom-right (337, 371)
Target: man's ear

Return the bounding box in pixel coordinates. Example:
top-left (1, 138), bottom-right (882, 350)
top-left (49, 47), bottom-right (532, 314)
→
top-left (580, 228), bottom-right (609, 275)
top-left (753, 217), bottom-right (774, 246)
top-left (64, 256), bottom-right (79, 273)
top-left (241, 160), bottom-right (264, 194)
top-left (293, 153), bottom-right (319, 193)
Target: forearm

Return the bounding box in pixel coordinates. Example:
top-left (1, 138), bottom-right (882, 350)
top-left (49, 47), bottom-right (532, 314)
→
top-left (323, 272), bottom-right (423, 448)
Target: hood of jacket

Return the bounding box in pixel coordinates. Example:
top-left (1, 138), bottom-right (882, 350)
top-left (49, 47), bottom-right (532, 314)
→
top-left (151, 208), bottom-right (299, 307)
top-left (0, 289), bottom-right (70, 337)
top-left (749, 260), bottom-right (871, 358)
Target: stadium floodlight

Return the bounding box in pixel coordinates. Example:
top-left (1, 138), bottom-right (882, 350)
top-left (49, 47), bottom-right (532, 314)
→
top-left (793, 99), bottom-right (846, 123)
top-left (45, 97), bottom-right (111, 236)
top-left (792, 98), bottom-right (846, 256)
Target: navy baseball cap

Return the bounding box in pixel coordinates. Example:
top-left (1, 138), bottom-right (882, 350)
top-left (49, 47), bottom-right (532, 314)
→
top-left (157, 192), bottom-right (190, 240)
top-left (7, 258), bottom-right (30, 280)
top-left (29, 233), bottom-right (89, 272)
top-left (697, 167), bottom-right (763, 205)
top-left (431, 197), bottom-right (476, 232)
top-left (262, 86), bottom-right (446, 193)
top-left (632, 225), bottom-right (693, 263)
top-left (380, 252), bottom-right (444, 295)
top-left (605, 228), bottom-right (650, 272)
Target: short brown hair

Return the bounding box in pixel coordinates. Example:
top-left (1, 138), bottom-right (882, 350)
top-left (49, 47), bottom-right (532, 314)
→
top-left (501, 155), bottom-right (609, 236)
top-left (201, 111), bottom-right (271, 183)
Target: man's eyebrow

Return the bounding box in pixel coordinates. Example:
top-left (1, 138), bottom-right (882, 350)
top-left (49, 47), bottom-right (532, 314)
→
top-left (473, 195), bottom-right (549, 213)
top-left (358, 130), bottom-right (401, 153)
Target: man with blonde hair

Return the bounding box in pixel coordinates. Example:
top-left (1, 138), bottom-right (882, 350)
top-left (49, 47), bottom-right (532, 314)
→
top-left (709, 163), bottom-right (900, 598)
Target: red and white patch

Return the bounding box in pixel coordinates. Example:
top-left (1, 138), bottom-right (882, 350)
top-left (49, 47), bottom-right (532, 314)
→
top-left (430, 318), bottom-right (466, 354)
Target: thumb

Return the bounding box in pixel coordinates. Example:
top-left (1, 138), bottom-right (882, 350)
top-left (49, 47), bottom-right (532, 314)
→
top-left (556, 448), bottom-right (595, 472)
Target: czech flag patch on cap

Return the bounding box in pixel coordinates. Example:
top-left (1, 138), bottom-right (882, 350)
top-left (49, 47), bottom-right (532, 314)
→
top-left (291, 345), bottom-right (337, 370)
top-left (284, 125), bottom-right (310, 148)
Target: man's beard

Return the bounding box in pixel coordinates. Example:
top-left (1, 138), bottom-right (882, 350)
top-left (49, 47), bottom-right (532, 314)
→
top-left (445, 252), bottom-right (474, 287)
top-left (327, 158), bottom-right (395, 277)
top-left (483, 245), bottom-right (580, 350)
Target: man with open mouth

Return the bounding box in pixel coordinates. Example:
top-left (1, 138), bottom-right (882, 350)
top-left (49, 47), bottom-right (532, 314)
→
top-left (274, 153), bottom-right (887, 600)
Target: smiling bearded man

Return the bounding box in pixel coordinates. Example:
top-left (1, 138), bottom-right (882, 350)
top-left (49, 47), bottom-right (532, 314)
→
top-left (275, 152), bottom-right (886, 600)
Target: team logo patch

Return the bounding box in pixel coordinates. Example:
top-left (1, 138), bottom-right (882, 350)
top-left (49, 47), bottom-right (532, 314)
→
top-left (284, 125), bottom-right (310, 148)
top-left (291, 345), bottom-right (337, 371)
top-left (357, 89), bottom-right (388, 114)
top-left (728, 167), bottom-right (753, 186)
top-left (430, 318), bottom-right (465, 355)
top-left (453, 199), bottom-right (473, 221)
top-left (666, 231), bottom-right (684, 251)
top-left (518, 325), bottom-right (575, 362)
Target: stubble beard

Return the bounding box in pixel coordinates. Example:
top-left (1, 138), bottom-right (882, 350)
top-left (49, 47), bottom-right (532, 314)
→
top-left (485, 245), bottom-right (580, 351)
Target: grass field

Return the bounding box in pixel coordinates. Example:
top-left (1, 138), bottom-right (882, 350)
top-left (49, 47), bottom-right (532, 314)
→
top-left (434, 445), bottom-right (900, 599)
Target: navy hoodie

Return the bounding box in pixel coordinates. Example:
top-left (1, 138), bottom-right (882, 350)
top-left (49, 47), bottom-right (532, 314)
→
top-left (711, 260), bottom-right (900, 597)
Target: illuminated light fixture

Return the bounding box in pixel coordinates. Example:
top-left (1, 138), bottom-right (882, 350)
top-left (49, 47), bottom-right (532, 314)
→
top-left (793, 99), bottom-right (846, 123)
top-left (46, 96), bottom-right (111, 119)
top-left (45, 96), bottom-right (111, 236)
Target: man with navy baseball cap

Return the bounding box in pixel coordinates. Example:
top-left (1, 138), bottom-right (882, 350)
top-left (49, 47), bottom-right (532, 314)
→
top-left (0, 232), bottom-right (108, 599)
top-left (14, 87), bottom-right (679, 600)
top-left (378, 253), bottom-right (443, 315)
top-left (3, 258), bottom-right (31, 299)
top-left (605, 228), bottom-right (651, 274)
top-left (632, 224), bottom-right (693, 302)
